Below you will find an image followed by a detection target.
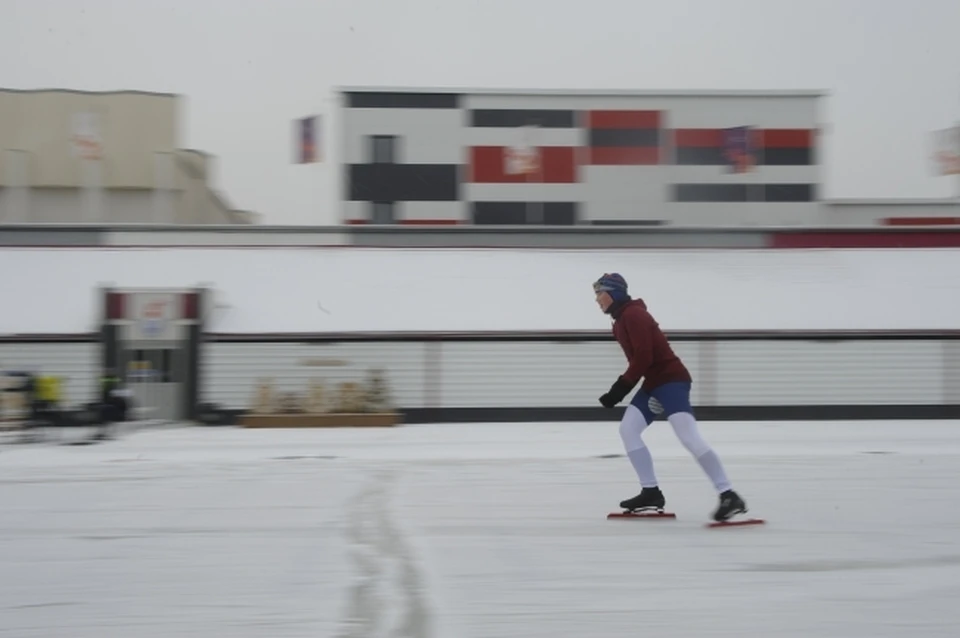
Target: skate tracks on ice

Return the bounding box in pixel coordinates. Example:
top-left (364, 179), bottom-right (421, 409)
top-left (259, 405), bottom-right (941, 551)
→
top-left (2, 420), bottom-right (960, 637)
top-left (335, 471), bottom-right (434, 638)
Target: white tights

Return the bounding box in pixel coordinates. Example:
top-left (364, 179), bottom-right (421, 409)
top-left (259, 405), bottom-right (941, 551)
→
top-left (618, 404), bottom-right (732, 493)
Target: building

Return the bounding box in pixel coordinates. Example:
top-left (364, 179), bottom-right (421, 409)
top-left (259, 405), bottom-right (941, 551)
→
top-left (339, 87), bottom-right (825, 227)
top-left (339, 86), bottom-right (960, 228)
top-left (0, 89), bottom-right (253, 225)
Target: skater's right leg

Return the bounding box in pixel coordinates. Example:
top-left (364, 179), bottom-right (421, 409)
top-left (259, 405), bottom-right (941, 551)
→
top-left (618, 401), bottom-right (665, 511)
top-left (619, 404), bottom-right (658, 487)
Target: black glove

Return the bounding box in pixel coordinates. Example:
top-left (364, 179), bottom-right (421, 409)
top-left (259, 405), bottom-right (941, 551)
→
top-left (599, 376), bottom-right (633, 408)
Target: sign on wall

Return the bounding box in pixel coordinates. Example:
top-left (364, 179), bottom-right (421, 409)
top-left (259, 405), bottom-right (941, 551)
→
top-left (932, 126), bottom-right (960, 175)
top-left (504, 125), bottom-right (540, 175)
top-left (70, 111), bottom-right (103, 161)
top-left (130, 292), bottom-right (179, 341)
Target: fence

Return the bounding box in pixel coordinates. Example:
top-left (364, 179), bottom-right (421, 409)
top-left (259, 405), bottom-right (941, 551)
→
top-left (202, 330), bottom-right (960, 423)
top-left (2, 330), bottom-right (958, 424)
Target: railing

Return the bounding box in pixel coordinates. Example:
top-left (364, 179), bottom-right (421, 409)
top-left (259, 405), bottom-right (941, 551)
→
top-left (3, 330), bottom-right (958, 424)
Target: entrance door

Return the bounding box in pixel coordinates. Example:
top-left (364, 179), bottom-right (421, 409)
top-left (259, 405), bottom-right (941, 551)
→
top-left (122, 347), bottom-right (183, 421)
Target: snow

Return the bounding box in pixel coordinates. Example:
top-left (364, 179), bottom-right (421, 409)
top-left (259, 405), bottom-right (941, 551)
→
top-left (2, 420), bottom-right (959, 637)
top-left (2, 247), bottom-right (960, 334)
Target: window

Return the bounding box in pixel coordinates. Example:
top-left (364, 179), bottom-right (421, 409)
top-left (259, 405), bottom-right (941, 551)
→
top-left (370, 135), bottom-right (399, 164)
top-left (370, 201), bottom-right (396, 224)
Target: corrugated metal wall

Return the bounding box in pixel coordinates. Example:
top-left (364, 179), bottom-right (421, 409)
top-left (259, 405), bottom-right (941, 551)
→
top-left (201, 339), bottom-right (958, 411)
top-left (0, 343), bottom-right (98, 406)
top-left (2, 338), bottom-right (956, 416)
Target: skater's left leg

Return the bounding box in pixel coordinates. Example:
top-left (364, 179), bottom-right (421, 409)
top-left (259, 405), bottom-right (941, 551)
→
top-left (650, 383), bottom-right (732, 493)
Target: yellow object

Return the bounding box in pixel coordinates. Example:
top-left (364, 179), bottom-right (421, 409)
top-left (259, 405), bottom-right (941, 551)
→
top-left (35, 375), bottom-right (62, 404)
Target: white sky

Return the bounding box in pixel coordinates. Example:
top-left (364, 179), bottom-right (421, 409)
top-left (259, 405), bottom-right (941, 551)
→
top-left (2, 0), bottom-right (960, 225)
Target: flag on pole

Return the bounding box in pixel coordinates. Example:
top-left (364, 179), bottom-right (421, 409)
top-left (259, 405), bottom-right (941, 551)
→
top-left (295, 115), bottom-right (320, 163)
top-left (723, 126), bottom-right (755, 173)
top-left (932, 126), bottom-right (960, 175)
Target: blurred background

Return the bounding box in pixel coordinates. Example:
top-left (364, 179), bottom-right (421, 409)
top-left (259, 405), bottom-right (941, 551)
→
top-left (2, 1), bottom-right (960, 636)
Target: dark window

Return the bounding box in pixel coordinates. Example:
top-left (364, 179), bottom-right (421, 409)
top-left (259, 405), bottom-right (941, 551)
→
top-left (764, 183), bottom-right (815, 202)
top-left (588, 129), bottom-right (660, 147)
top-left (124, 348), bottom-right (179, 383)
top-left (470, 109), bottom-right (576, 128)
top-left (348, 164), bottom-right (459, 202)
top-left (673, 183), bottom-right (751, 203)
top-left (471, 201), bottom-right (578, 225)
top-left (346, 91), bottom-right (460, 109)
top-left (370, 135), bottom-right (398, 164)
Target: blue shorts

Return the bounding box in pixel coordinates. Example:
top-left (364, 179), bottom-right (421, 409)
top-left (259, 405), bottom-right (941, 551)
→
top-left (629, 382), bottom-right (694, 423)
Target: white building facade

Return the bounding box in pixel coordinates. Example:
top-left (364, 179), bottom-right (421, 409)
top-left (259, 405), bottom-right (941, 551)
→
top-left (339, 87), bottom-right (825, 227)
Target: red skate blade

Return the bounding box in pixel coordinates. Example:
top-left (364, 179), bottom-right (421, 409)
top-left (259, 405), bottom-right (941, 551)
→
top-left (607, 511), bottom-right (676, 520)
top-left (705, 517), bottom-right (766, 528)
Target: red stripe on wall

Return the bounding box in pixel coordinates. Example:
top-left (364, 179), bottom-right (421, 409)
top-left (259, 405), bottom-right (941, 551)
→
top-left (469, 146), bottom-right (577, 183)
top-left (587, 147), bottom-right (660, 165)
top-left (673, 129), bottom-right (724, 148)
top-left (771, 231), bottom-right (960, 249)
top-left (762, 129), bottom-right (813, 148)
top-left (884, 217), bottom-right (960, 226)
top-left (673, 128), bottom-right (812, 148)
top-left (587, 110), bottom-right (661, 129)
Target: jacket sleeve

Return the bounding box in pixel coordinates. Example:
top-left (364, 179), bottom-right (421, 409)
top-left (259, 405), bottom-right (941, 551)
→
top-left (620, 311), bottom-right (653, 386)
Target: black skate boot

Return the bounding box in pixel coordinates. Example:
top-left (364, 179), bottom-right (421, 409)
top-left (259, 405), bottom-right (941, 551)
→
top-left (712, 489), bottom-right (747, 522)
top-left (619, 486), bottom-right (666, 513)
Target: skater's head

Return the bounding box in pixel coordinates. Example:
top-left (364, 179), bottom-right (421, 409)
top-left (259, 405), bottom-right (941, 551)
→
top-left (593, 273), bottom-right (630, 313)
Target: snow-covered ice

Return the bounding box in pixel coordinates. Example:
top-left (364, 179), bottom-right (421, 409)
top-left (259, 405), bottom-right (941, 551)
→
top-left (2, 420), bottom-right (960, 637)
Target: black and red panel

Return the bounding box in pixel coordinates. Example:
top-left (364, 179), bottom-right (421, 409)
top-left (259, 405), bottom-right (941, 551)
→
top-left (761, 129), bottom-right (814, 165)
top-left (585, 110), bottom-right (662, 165)
top-left (672, 128), bottom-right (814, 165)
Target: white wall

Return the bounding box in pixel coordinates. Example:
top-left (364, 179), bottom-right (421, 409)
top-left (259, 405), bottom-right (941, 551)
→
top-left (344, 108), bottom-right (464, 164)
top-left (2, 247), bottom-right (960, 334)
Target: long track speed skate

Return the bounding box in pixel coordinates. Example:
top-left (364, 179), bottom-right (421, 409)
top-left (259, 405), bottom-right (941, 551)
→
top-left (607, 487), bottom-right (676, 520)
top-left (704, 489), bottom-right (765, 528)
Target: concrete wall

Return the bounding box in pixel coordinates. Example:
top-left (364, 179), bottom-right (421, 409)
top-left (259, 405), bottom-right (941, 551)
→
top-left (0, 90), bottom-right (242, 224)
top-left (2, 245), bottom-right (959, 335)
top-left (0, 90), bottom-right (177, 189)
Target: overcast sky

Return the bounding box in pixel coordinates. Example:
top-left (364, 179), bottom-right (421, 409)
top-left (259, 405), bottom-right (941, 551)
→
top-left (2, 0), bottom-right (959, 225)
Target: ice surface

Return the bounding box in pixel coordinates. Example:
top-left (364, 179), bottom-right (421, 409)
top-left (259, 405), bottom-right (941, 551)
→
top-left (2, 420), bottom-right (960, 637)
top-left (2, 247), bottom-right (960, 334)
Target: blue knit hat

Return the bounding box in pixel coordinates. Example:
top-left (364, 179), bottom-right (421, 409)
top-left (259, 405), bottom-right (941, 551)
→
top-left (593, 273), bottom-right (630, 303)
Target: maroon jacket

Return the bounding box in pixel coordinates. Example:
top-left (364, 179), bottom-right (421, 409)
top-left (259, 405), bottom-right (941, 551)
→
top-left (610, 298), bottom-right (691, 392)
